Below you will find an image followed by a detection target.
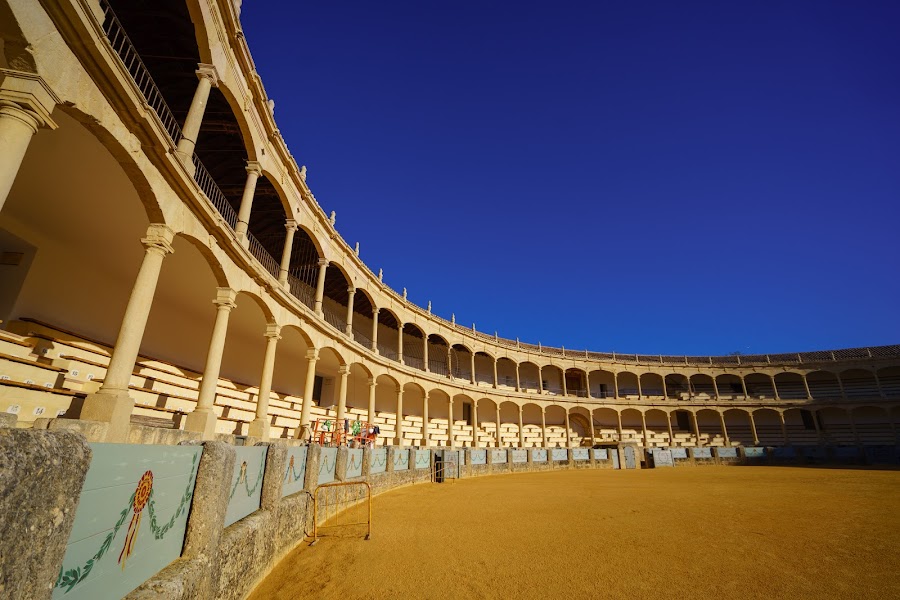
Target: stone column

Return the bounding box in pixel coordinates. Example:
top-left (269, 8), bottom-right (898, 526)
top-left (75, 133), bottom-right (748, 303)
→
top-left (770, 374), bottom-right (780, 400)
top-left (0, 70), bottom-right (58, 212)
top-left (540, 408), bottom-right (548, 448)
top-left (184, 287), bottom-right (237, 438)
top-left (469, 352), bottom-right (476, 384)
top-left (562, 370), bottom-right (568, 397)
top-left (718, 411), bottom-right (731, 446)
top-left (616, 411), bottom-right (623, 442)
top-left (447, 398), bottom-right (455, 446)
top-left (538, 368), bottom-right (544, 395)
top-left (422, 392), bottom-right (430, 445)
top-left (613, 372), bottom-right (619, 399)
top-left (234, 161), bottom-right (261, 241)
top-left (248, 324), bottom-right (281, 439)
top-left (471, 399), bottom-right (479, 448)
top-left (848, 409), bottom-right (860, 445)
top-left (297, 348), bottom-right (319, 438)
top-left (636, 375), bottom-right (642, 399)
top-left (515, 363), bottom-right (521, 392)
top-left (874, 372), bottom-right (886, 399)
top-left (334, 364), bottom-right (351, 430)
top-left (398, 325), bottom-right (404, 364)
top-left (492, 358), bottom-right (498, 389)
top-left (779, 411), bottom-right (789, 445)
top-left (394, 386), bottom-right (404, 445)
top-left (662, 376), bottom-right (668, 399)
top-left (563, 409), bottom-right (571, 448)
top-left (740, 376), bottom-right (749, 398)
top-left (80, 225), bottom-right (175, 442)
top-left (801, 374), bottom-right (812, 399)
top-left (588, 409), bottom-right (596, 444)
top-left (641, 411), bottom-right (649, 447)
top-left (277, 219), bottom-right (297, 287)
top-left (344, 288), bottom-right (356, 336)
top-left (447, 347), bottom-right (453, 379)
top-left (712, 376), bottom-right (720, 399)
top-left (313, 258), bottom-right (329, 316)
top-left (836, 373), bottom-right (847, 399)
top-left (692, 411), bottom-right (703, 446)
top-left (666, 412), bottom-right (675, 447)
top-left (518, 405), bottom-right (525, 447)
top-left (367, 377), bottom-right (376, 426)
top-left (423, 338), bottom-right (430, 372)
top-left (175, 64), bottom-right (219, 171)
top-left (496, 404), bottom-right (503, 448)
top-left (371, 308), bottom-right (380, 352)
top-left (749, 411), bottom-right (759, 445)
top-left (585, 372), bottom-right (592, 399)
top-left (812, 409), bottom-right (824, 444)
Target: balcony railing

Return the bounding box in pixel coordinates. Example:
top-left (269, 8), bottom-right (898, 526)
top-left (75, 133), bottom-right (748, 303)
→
top-left (322, 304), bottom-right (347, 332)
top-left (246, 232), bottom-right (280, 279)
top-left (287, 274), bottom-right (315, 309)
top-left (192, 156), bottom-right (238, 229)
top-left (352, 329), bottom-right (372, 349)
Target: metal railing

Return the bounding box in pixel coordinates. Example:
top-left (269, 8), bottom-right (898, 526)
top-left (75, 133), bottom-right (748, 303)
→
top-left (322, 304), bottom-right (347, 332)
top-left (246, 232), bottom-right (280, 278)
top-left (377, 343), bottom-right (398, 362)
top-left (352, 328), bottom-right (372, 349)
top-left (287, 274), bottom-right (315, 309)
top-left (192, 155), bottom-right (239, 229)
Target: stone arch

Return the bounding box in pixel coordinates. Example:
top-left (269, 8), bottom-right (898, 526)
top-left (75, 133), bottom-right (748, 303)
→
top-left (588, 369), bottom-right (615, 398)
top-left (644, 408), bottom-right (672, 447)
top-left (0, 2), bottom-right (37, 72)
top-left (518, 361), bottom-right (542, 393)
top-left (723, 408), bottom-right (754, 446)
top-left (521, 402), bottom-right (544, 447)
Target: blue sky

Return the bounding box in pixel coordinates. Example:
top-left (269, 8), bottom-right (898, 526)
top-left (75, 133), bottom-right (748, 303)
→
top-left (241, 1), bottom-right (899, 355)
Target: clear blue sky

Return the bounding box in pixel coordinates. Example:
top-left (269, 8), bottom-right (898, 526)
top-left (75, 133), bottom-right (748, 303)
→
top-left (241, 1), bottom-right (900, 355)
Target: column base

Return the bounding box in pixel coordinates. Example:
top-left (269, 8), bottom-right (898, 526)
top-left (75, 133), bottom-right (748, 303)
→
top-left (295, 424), bottom-right (312, 441)
top-left (174, 149), bottom-right (197, 176)
top-left (247, 418), bottom-right (270, 440)
top-left (183, 407), bottom-right (219, 440)
top-left (80, 389), bottom-right (134, 442)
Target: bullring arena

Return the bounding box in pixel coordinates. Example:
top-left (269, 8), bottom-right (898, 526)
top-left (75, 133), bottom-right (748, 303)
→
top-left (0, 1), bottom-right (897, 599)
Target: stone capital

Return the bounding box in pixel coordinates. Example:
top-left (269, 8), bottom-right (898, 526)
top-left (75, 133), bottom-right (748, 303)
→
top-left (338, 365), bottom-right (351, 376)
top-left (347, 287), bottom-right (356, 295)
top-left (306, 348), bottom-right (319, 361)
top-left (245, 160), bottom-right (262, 176)
top-left (195, 63), bottom-right (220, 87)
top-left (141, 223), bottom-right (176, 255)
top-left (317, 258), bottom-right (329, 268)
top-left (264, 323), bottom-right (282, 340)
top-left (212, 287), bottom-right (237, 310)
top-left (284, 219), bottom-right (298, 233)
top-left (367, 377), bottom-right (376, 387)
top-left (0, 69), bottom-right (59, 130)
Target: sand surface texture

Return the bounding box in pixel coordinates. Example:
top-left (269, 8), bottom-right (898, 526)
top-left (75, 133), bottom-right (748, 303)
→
top-left (250, 467), bottom-right (900, 600)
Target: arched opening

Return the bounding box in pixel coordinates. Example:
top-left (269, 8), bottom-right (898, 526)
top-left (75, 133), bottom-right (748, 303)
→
top-left (640, 373), bottom-right (665, 398)
top-left (783, 408), bottom-right (818, 445)
top-left (616, 372), bottom-right (639, 398)
top-left (807, 370), bottom-right (842, 400)
top-left (321, 264), bottom-right (352, 333)
top-left (349, 289), bottom-right (375, 349)
top-left (592, 408), bottom-right (619, 443)
top-left (450, 344), bottom-right (473, 381)
top-left (564, 368), bottom-right (589, 397)
top-left (426, 334), bottom-right (449, 376)
top-left (540, 365), bottom-right (564, 396)
top-left (817, 407), bottom-right (853, 445)
top-left (696, 409), bottom-right (725, 446)
top-left (744, 373), bottom-right (775, 398)
top-left (588, 370), bottom-right (615, 398)
top-left (285, 227), bottom-right (323, 309)
top-left (724, 409), bottom-right (754, 446)
top-left (374, 374), bottom-right (401, 444)
top-left (690, 374), bottom-right (716, 397)
top-left (544, 405), bottom-right (568, 447)
top-left (840, 369), bottom-right (879, 398)
top-left (402, 382), bottom-right (426, 445)
top-left (620, 408), bottom-right (643, 444)
top-left (716, 374), bottom-right (744, 399)
top-left (270, 325), bottom-right (313, 437)
top-left (518, 362), bottom-right (541, 393)
top-left (752, 409), bottom-right (783, 445)
top-left (473, 352), bottom-right (494, 386)
top-left (852, 406), bottom-right (892, 445)
top-left (499, 401), bottom-right (521, 447)
top-left (402, 324), bottom-right (426, 371)
top-left (568, 407), bottom-right (592, 446)
top-left (521, 403), bottom-right (543, 447)
top-left (645, 409), bottom-right (671, 447)
top-left (244, 175), bottom-right (288, 278)
top-left (428, 389), bottom-right (451, 446)
top-left (665, 374), bottom-right (690, 399)
top-left (774, 372), bottom-right (807, 400)
top-left (452, 393), bottom-right (475, 447)
top-left (376, 310), bottom-right (401, 362)
top-left (496, 358), bottom-right (517, 389)
top-left (476, 398), bottom-right (499, 447)
top-left (877, 366), bottom-right (900, 397)
top-left (346, 362), bottom-right (373, 422)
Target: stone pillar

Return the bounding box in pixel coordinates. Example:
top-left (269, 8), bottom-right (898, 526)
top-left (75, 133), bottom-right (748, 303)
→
top-left (422, 392), bottom-right (430, 445)
top-left (661, 376), bottom-right (668, 399)
top-left (636, 374), bottom-right (642, 399)
top-left (80, 225), bottom-right (174, 441)
top-left (779, 411), bottom-right (789, 445)
top-left (801, 374), bottom-right (812, 399)
top-left (711, 376), bottom-right (720, 399)
top-left (313, 258), bottom-right (329, 316)
top-left (874, 372), bottom-right (886, 399)
top-left (749, 411), bottom-right (759, 445)
top-left (367, 377), bottom-right (376, 427)
top-left (297, 348), bottom-right (319, 438)
top-left (563, 409), bottom-right (571, 448)
top-left (692, 411), bottom-right (703, 446)
top-left (515, 363), bottom-right (521, 392)
top-left (398, 325), bottom-right (404, 364)
top-left (740, 376), bottom-right (749, 398)
top-left (248, 324), bottom-right (281, 439)
top-left (613, 372), bottom-right (619, 399)
top-left (371, 308), bottom-right (380, 352)
top-left (492, 359), bottom-right (499, 389)
top-left (641, 411), bottom-right (649, 447)
top-left (812, 409), bottom-right (824, 444)
top-left (848, 409), bottom-right (860, 445)
top-left (0, 70), bottom-right (58, 212)
top-left (423, 338), bottom-right (430, 372)
top-left (469, 352), bottom-right (476, 384)
top-left (540, 408), bottom-right (548, 448)
top-left (836, 373), bottom-right (847, 399)
top-left (538, 368), bottom-right (544, 395)
top-left (344, 288), bottom-right (356, 336)
top-left (334, 364), bottom-right (351, 423)
top-left (471, 399), bottom-right (479, 448)
top-left (394, 386), bottom-right (404, 445)
top-left (175, 64), bottom-right (219, 171)
top-left (518, 405), bottom-right (525, 447)
top-left (667, 412), bottom-right (675, 447)
top-left (234, 161), bottom-right (261, 241)
top-left (588, 409), bottom-right (596, 444)
top-left (718, 411), bottom-right (731, 446)
top-left (184, 287), bottom-right (237, 438)
top-left (562, 370), bottom-right (568, 397)
top-left (447, 398), bottom-right (455, 447)
top-left (496, 404), bottom-right (503, 448)
top-left (770, 374), bottom-right (780, 400)
top-left (616, 411), bottom-right (624, 442)
top-left (277, 220), bottom-right (297, 287)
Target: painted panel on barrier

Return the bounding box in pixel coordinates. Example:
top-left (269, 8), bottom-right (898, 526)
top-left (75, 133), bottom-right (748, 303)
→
top-left (512, 449), bottom-right (528, 463)
top-left (592, 448), bottom-right (608, 460)
top-left (551, 448), bottom-right (568, 462)
top-left (415, 449), bottom-right (431, 470)
top-left (282, 446), bottom-right (308, 497)
top-left (572, 448), bottom-right (589, 461)
top-left (532, 449), bottom-right (548, 462)
top-left (693, 447), bottom-right (713, 459)
top-left (225, 446), bottom-right (268, 527)
top-left (717, 447), bottom-right (738, 458)
top-left (743, 447), bottom-right (765, 458)
top-left (773, 447), bottom-right (795, 458)
top-left (652, 449), bottom-right (674, 467)
top-left (670, 447), bottom-right (688, 459)
top-left (54, 443), bottom-right (201, 600)
top-left (393, 448), bottom-right (410, 471)
top-left (370, 447), bottom-right (388, 474)
top-left (347, 448), bottom-right (364, 478)
top-left (470, 449), bottom-right (487, 465)
top-left (317, 447), bottom-right (338, 486)
top-left (833, 446), bottom-right (859, 459)
top-left (864, 446), bottom-right (898, 464)
top-left (803, 446), bottom-right (826, 459)
top-left (491, 449), bottom-right (507, 463)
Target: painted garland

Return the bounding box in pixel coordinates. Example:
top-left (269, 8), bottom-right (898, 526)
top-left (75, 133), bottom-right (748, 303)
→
top-left (229, 459), bottom-right (264, 500)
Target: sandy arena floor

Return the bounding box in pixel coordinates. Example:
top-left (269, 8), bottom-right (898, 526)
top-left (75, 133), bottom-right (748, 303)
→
top-left (250, 467), bottom-right (900, 600)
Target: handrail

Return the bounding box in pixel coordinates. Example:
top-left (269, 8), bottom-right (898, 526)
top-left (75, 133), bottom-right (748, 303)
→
top-left (191, 155), bottom-right (239, 230)
top-left (246, 232), bottom-right (280, 279)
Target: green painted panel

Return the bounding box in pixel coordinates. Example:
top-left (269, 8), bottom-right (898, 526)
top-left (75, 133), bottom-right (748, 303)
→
top-left (370, 448), bottom-right (387, 474)
top-left (318, 447), bottom-right (337, 485)
top-left (491, 449), bottom-right (507, 463)
top-left (414, 449), bottom-right (431, 470)
top-left (346, 449), bottom-right (363, 478)
top-left (53, 443), bottom-right (200, 600)
top-left (393, 449), bottom-right (409, 471)
top-left (281, 446), bottom-right (308, 498)
top-left (224, 446), bottom-right (267, 527)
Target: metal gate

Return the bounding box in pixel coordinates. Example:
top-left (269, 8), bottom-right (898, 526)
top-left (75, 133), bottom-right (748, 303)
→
top-left (311, 481), bottom-right (372, 545)
top-left (612, 448), bottom-right (620, 469)
top-left (624, 446), bottom-right (636, 469)
top-left (434, 450), bottom-right (459, 482)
